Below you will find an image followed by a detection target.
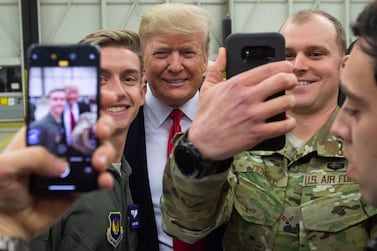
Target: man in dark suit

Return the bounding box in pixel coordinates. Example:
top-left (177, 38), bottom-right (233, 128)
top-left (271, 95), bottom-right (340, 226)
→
top-left (124, 3), bottom-right (225, 251)
top-left (63, 85), bottom-right (91, 153)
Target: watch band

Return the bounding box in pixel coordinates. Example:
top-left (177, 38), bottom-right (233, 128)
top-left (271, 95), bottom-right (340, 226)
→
top-left (174, 130), bottom-right (233, 178)
top-left (0, 236), bottom-right (29, 251)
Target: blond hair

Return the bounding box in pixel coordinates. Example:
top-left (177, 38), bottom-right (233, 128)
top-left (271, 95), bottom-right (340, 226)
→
top-left (139, 3), bottom-right (211, 58)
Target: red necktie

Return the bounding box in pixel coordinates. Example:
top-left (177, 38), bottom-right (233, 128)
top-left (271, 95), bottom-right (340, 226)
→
top-left (167, 109), bottom-right (184, 156)
top-left (69, 107), bottom-right (75, 130)
top-left (167, 109), bottom-right (206, 251)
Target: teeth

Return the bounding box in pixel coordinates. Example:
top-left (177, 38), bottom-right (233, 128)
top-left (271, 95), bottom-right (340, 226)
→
top-left (107, 107), bottom-right (126, 112)
top-left (168, 79), bottom-right (184, 83)
top-left (298, 80), bottom-right (311, 86)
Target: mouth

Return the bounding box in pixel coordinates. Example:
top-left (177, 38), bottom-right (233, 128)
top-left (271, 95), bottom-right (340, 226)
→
top-left (106, 105), bottom-right (129, 113)
top-left (297, 80), bottom-right (314, 86)
top-left (164, 78), bottom-right (187, 84)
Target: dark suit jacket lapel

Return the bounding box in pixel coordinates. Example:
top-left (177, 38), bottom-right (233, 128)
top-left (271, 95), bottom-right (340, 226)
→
top-left (125, 106), bottom-right (159, 251)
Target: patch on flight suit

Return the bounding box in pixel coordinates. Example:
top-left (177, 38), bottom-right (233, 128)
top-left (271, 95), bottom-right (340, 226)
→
top-left (279, 207), bottom-right (298, 234)
top-left (327, 162), bottom-right (345, 170)
top-left (27, 128), bottom-right (41, 145)
top-left (128, 204), bottom-right (141, 231)
top-left (106, 212), bottom-right (124, 248)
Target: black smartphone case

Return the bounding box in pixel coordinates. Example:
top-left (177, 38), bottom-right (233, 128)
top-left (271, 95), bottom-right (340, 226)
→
top-left (225, 32), bottom-right (286, 151)
top-left (27, 44), bottom-right (100, 193)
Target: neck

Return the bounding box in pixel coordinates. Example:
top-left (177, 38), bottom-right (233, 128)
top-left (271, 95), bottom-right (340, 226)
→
top-left (50, 112), bottom-right (61, 122)
top-left (288, 106), bottom-right (336, 142)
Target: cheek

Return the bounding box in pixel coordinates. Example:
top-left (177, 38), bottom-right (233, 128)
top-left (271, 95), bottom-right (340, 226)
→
top-left (352, 121), bottom-right (377, 164)
top-left (186, 60), bottom-right (206, 78)
top-left (317, 60), bottom-right (341, 77)
top-left (144, 58), bottom-right (165, 72)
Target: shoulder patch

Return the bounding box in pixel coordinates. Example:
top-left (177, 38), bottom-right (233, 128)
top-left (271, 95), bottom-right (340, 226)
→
top-left (106, 212), bottom-right (124, 248)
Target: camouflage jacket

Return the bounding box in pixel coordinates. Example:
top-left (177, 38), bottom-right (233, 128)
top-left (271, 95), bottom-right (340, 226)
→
top-left (161, 109), bottom-right (377, 251)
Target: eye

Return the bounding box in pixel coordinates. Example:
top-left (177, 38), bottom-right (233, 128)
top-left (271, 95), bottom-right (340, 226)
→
top-left (153, 51), bottom-right (169, 59)
top-left (99, 74), bottom-right (108, 85)
top-left (121, 75), bottom-right (139, 86)
top-left (343, 106), bottom-right (359, 117)
top-left (181, 50), bottom-right (197, 58)
top-left (308, 50), bottom-right (324, 59)
top-left (285, 52), bottom-right (295, 60)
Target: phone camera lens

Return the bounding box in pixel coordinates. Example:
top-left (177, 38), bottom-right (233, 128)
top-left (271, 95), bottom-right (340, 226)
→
top-left (89, 53), bottom-right (96, 60)
top-left (32, 53), bottom-right (38, 60)
top-left (69, 53), bottom-right (77, 60)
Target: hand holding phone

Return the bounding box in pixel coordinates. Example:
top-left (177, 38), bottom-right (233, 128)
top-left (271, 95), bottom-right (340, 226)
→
top-left (26, 44), bottom-right (100, 193)
top-left (225, 32), bottom-right (286, 151)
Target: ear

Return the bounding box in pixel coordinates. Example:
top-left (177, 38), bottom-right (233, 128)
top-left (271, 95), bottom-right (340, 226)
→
top-left (140, 79), bottom-right (147, 106)
top-left (341, 55), bottom-right (350, 70)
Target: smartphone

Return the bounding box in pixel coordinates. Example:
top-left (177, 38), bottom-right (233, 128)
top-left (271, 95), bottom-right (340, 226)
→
top-left (26, 44), bottom-right (100, 193)
top-left (225, 32), bottom-right (286, 151)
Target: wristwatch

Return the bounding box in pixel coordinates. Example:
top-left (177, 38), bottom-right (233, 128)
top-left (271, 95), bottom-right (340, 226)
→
top-left (0, 236), bottom-right (29, 251)
top-left (174, 130), bottom-right (233, 179)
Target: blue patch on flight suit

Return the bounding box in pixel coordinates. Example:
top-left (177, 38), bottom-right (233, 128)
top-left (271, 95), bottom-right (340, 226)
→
top-left (128, 204), bottom-right (141, 231)
top-left (27, 128), bottom-right (41, 145)
top-left (106, 212), bottom-right (124, 248)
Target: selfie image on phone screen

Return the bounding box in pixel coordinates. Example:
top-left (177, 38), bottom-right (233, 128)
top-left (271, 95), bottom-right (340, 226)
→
top-left (27, 44), bottom-right (100, 193)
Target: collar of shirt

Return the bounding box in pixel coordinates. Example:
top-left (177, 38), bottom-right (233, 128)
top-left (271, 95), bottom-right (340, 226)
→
top-left (144, 84), bottom-right (198, 129)
top-left (64, 102), bottom-right (79, 117)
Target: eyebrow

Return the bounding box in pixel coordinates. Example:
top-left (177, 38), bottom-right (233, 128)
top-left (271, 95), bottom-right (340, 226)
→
top-left (100, 68), bottom-right (141, 75)
top-left (339, 82), bottom-right (367, 106)
top-left (286, 45), bottom-right (330, 53)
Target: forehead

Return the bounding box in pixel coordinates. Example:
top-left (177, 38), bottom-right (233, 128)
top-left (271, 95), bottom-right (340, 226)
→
top-left (145, 33), bottom-right (204, 50)
top-left (341, 42), bottom-right (377, 98)
top-left (281, 15), bottom-right (337, 49)
top-left (49, 91), bottom-right (65, 97)
top-left (66, 88), bottom-right (78, 93)
top-left (49, 91), bottom-right (66, 100)
top-left (100, 46), bottom-right (141, 70)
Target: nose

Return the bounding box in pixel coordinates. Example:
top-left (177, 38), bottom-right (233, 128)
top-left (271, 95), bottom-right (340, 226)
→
top-left (292, 53), bottom-right (309, 73)
top-left (105, 78), bottom-right (127, 98)
top-left (331, 108), bottom-right (351, 143)
top-left (167, 51), bottom-right (184, 72)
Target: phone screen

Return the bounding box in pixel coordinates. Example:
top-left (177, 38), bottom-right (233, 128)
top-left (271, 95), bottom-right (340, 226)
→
top-left (225, 32), bottom-right (286, 151)
top-left (27, 44), bottom-right (100, 193)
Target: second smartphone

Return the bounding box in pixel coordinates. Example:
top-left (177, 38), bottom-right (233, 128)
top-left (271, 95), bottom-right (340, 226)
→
top-left (27, 44), bottom-right (101, 193)
top-left (225, 32), bottom-right (286, 151)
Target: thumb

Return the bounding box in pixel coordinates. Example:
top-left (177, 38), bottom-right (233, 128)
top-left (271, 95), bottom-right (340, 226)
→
top-left (4, 127), bottom-right (26, 151)
top-left (201, 47), bottom-right (226, 93)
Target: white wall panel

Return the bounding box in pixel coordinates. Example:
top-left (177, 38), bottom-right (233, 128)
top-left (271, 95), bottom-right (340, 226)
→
top-left (0, 0), bottom-right (21, 66)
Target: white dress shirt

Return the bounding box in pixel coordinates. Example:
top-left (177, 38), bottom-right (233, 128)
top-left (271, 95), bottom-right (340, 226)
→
top-left (63, 103), bottom-right (79, 145)
top-left (144, 85), bottom-right (198, 251)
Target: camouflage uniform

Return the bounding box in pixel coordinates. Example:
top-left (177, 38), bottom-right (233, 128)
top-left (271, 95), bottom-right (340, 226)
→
top-left (161, 109), bottom-right (377, 250)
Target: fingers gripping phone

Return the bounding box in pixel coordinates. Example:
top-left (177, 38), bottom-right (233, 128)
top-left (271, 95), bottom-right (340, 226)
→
top-left (225, 32), bottom-right (286, 151)
top-left (26, 44), bottom-right (100, 193)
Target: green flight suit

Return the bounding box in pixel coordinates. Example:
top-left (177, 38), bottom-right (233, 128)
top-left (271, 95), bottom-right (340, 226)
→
top-left (47, 158), bottom-right (138, 251)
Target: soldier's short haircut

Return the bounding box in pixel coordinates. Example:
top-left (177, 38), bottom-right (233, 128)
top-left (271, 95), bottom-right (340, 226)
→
top-left (280, 9), bottom-right (347, 54)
